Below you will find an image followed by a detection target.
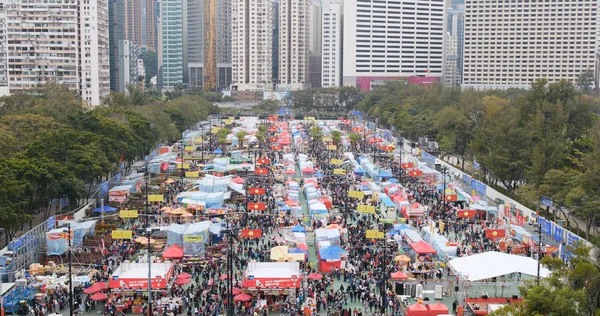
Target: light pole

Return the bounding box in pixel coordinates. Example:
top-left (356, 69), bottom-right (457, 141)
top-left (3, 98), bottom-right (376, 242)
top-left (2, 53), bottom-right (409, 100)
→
top-left (536, 220), bottom-right (542, 285)
top-left (221, 227), bottom-right (239, 316)
top-left (63, 223), bottom-right (73, 316)
top-left (379, 239), bottom-right (394, 315)
top-left (441, 166), bottom-right (448, 210)
top-left (141, 228), bottom-right (160, 316)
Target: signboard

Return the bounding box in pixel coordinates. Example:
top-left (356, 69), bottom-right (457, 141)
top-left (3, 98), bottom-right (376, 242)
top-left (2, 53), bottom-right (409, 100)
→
top-left (331, 159), bottom-right (343, 165)
top-left (112, 230), bottom-right (133, 239)
top-left (554, 226), bottom-right (564, 242)
top-left (348, 190), bottom-right (365, 199)
top-left (485, 229), bottom-right (506, 239)
top-left (365, 230), bottom-right (384, 239)
top-left (322, 137), bottom-right (332, 142)
top-left (185, 171), bottom-right (199, 177)
top-left (101, 182), bottom-right (109, 195)
top-left (541, 196), bottom-right (553, 208)
top-left (242, 278), bottom-right (300, 289)
top-left (176, 163), bottom-right (191, 169)
top-left (357, 205), bottom-right (375, 214)
top-left (194, 137), bottom-right (203, 143)
top-left (184, 146), bottom-right (195, 152)
top-left (241, 229), bottom-right (263, 239)
top-left (183, 235), bottom-right (204, 243)
top-left (148, 194), bottom-right (164, 202)
top-left (47, 216), bottom-right (56, 231)
top-left (568, 233), bottom-right (579, 246)
top-left (475, 181), bottom-right (486, 195)
top-left (327, 145), bottom-right (337, 150)
top-left (120, 210), bottom-right (139, 219)
top-left (473, 161), bottom-right (480, 170)
top-left (333, 169), bottom-right (346, 175)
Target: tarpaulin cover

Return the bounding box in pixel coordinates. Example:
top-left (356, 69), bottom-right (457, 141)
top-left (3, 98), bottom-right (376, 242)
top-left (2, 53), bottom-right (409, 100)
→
top-left (318, 245), bottom-right (347, 260)
top-left (46, 220), bottom-right (97, 255)
top-left (197, 175), bottom-right (233, 193)
top-left (92, 206), bottom-right (117, 213)
top-left (291, 225), bottom-right (305, 233)
top-left (166, 223), bottom-right (190, 246)
top-left (182, 221), bottom-right (211, 256)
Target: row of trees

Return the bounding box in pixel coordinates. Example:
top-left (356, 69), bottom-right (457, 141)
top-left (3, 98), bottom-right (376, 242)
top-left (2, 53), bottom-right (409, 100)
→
top-left (292, 86), bottom-right (364, 111)
top-left (357, 80), bottom-right (600, 238)
top-left (0, 83), bottom-right (219, 240)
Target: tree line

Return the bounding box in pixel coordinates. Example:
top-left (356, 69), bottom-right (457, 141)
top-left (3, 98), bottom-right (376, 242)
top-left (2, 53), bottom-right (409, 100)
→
top-left (355, 79), bottom-right (600, 239)
top-left (0, 83), bottom-right (219, 241)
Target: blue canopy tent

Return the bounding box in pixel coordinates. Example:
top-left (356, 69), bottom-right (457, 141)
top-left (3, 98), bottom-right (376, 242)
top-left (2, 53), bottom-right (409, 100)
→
top-left (387, 178), bottom-right (399, 183)
top-left (213, 148), bottom-right (223, 154)
top-left (319, 245), bottom-right (347, 260)
top-left (281, 205), bottom-right (292, 211)
top-left (92, 205), bottom-right (117, 213)
top-left (291, 224), bottom-right (305, 233)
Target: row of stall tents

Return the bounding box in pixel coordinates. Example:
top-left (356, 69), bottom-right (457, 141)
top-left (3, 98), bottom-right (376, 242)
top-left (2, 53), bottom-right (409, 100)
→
top-left (406, 302), bottom-right (449, 316)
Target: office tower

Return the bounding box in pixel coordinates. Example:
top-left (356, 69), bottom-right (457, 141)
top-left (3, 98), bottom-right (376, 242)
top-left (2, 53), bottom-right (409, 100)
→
top-left (109, 0), bottom-right (125, 91)
top-left (0, 4), bottom-right (8, 96)
top-left (117, 40), bottom-right (141, 91)
top-left (463, 0), bottom-right (598, 89)
top-left (159, 0), bottom-right (184, 89)
top-left (278, 0), bottom-right (311, 91)
top-left (272, 0), bottom-right (279, 83)
top-left (187, 0), bottom-right (232, 90)
top-left (443, 33), bottom-right (458, 87)
top-left (80, 0), bottom-right (111, 105)
top-left (447, 4), bottom-right (464, 85)
top-left (124, 0), bottom-right (143, 45)
top-left (143, 0), bottom-right (157, 50)
top-left (321, 0), bottom-right (342, 88)
top-left (309, 0), bottom-right (322, 88)
top-left (342, 0), bottom-right (446, 91)
top-left (231, 0), bottom-right (274, 91)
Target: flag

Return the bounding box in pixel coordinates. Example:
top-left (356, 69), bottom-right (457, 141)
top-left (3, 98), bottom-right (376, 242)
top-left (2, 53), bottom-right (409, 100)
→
top-left (486, 229), bottom-right (506, 239)
top-left (457, 210), bottom-right (477, 218)
top-left (408, 170), bottom-right (422, 177)
top-left (257, 158), bottom-right (271, 165)
top-left (248, 188), bottom-right (266, 195)
top-left (401, 163), bottom-right (414, 169)
top-left (241, 229), bottom-right (263, 239)
top-left (272, 145), bottom-right (283, 150)
top-left (255, 168), bottom-right (269, 175)
top-left (247, 202), bottom-right (266, 211)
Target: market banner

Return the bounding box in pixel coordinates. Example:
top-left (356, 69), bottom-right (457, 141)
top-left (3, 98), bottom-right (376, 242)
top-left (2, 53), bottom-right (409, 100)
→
top-left (194, 137), bottom-right (203, 143)
top-left (184, 146), bottom-right (195, 152)
top-left (241, 229), bottom-right (263, 239)
top-left (333, 169), bottom-right (346, 175)
top-left (457, 210), bottom-right (476, 218)
top-left (485, 229), bottom-right (506, 239)
top-left (112, 230), bottom-right (133, 239)
top-left (348, 190), bottom-right (365, 199)
top-left (119, 210), bottom-right (139, 219)
top-left (443, 194), bottom-right (458, 202)
top-left (247, 202), bottom-right (266, 211)
top-left (248, 187), bottom-right (266, 195)
top-left (322, 137), bottom-right (332, 142)
top-left (365, 230), bottom-right (384, 239)
top-left (270, 137), bottom-right (278, 142)
top-left (148, 194), bottom-right (164, 202)
top-left (185, 171), bottom-right (199, 177)
top-left (255, 168), bottom-right (269, 175)
top-left (357, 205), bottom-right (375, 214)
top-left (408, 170), bottom-right (423, 177)
top-left (257, 158), bottom-right (271, 165)
top-left (554, 226), bottom-right (564, 242)
top-left (242, 278), bottom-right (301, 289)
top-left (176, 163), bottom-right (191, 169)
top-left (568, 233), bottom-right (579, 246)
top-left (183, 235), bottom-right (204, 243)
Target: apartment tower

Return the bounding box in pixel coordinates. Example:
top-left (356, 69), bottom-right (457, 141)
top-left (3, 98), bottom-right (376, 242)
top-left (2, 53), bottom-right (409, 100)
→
top-left (231, 0), bottom-right (274, 91)
top-left (321, 0), bottom-right (343, 87)
top-left (462, 0), bottom-right (598, 89)
top-left (159, 0), bottom-right (184, 89)
top-left (278, 0), bottom-right (311, 91)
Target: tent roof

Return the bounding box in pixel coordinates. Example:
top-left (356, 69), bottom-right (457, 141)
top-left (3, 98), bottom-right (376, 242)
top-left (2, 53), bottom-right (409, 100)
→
top-left (319, 245), bottom-right (346, 260)
top-left (448, 251), bottom-right (550, 281)
top-left (428, 302), bottom-right (449, 312)
top-left (92, 205), bottom-right (117, 213)
top-left (162, 245), bottom-right (184, 259)
top-left (407, 303), bottom-right (428, 312)
top-left (410, 240), bottom-right (437, 255)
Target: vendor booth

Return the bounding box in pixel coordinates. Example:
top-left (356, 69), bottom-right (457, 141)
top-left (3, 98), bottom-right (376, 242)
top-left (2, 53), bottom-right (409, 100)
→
top-left (108, 262), bottom-right (174, 289)
top-left (241, 262), bottom-right (301, 292)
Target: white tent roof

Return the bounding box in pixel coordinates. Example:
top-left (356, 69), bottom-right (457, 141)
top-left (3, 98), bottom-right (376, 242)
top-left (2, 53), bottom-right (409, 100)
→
top-left (245, 262), bottom-right (300, 278)
top-left (112, 262), bottom-right (173, 279)
top-left (448, 251), bottom-right (550, 281)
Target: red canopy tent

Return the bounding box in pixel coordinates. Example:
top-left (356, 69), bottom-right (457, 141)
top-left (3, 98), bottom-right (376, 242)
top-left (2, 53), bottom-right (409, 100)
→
top-left (301, 167), bottom-right (314, 173)
top-left (162, 245), bottom-right (184, 259)
top-left (176, 273), bottom-right (191, 279)
top-left (410, 241), bottom-right (437, 255)
top-left (407, 303), bottom-right (428, 316)
top-left (319, 197), bottom-right (332, 209)
top-left (83, 283), bottom-right (102, 294)
top-left (390, 271), bottom-right (408, 280)
top-left (231, 177), bottom-right (245, 184)
top-left (90, 292), bottom-right (108, 301)
top-left (427, 302), bottom-right (449, 316)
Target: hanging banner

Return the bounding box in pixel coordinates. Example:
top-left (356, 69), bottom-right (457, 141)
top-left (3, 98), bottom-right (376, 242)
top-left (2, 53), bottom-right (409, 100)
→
top-left (184, 235), bottom-right (204, 243)
top-left (554, 226), bottom-right (564, 242)
top-left (333, 169), bottom-right (346, 175)
top-left (248, 188), bottom-right (266, 195)
top-left (485, 229), bottom-right (506, 239)
top-left (272, 145), bottom-right (283, 150)
top-left (185, 171), bottom-right (199, 177)
top-left (401, 163), bottom-right (413, 169)
top-left (348, 190), bottom-right (365, 199)
top-left (567, 233), bottom-right (579, 246)
top-left (408, 170), bottom-right (423, 177)
top-left (365, 230), bottom-right (384, 239)
top-left (331, 159), bottom-right (343, 165)
top-left (148, 195), bottom-right (164, 202)
top-left (112, 230), bottom-right (133, 239)
top-left (443, 194), bottom-right (458, 202)
top-left (119, 210), bottom-right (139, 219)
top-left (194, 137), bottom-right (203, 143)
top-left (257, 158), bottom-right (271, 165)
top-left (248, 202), bottom-right (267, 211)
top-left (357, 205), bottom-right (375, 214)
top-left (457, 210), bottom-right (476, 218)
top-left (255, 168), bottom-right (269, 175)
top-left (241, 229), bottom-right (263, 239)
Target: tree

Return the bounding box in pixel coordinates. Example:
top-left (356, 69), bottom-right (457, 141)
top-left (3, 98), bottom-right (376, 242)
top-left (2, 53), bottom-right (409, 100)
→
top-left (348, 133), bottom-right (362, 152)
top-left (0, 114), bottom-right (61, 157)
top-left (432, 107), bottom-right (472, 169)
top-left (576, 69), bottom-right (595, 93)
top-left (236, 131), bottom-right (248, 149)
top-left (310, 126), bottom-right (323, 142)
top-left (254, 99), bottom-right (280, 112)
top-left (339, 86), bottom-right (364, 110)
top-left (142, 50), bottom-right (158, 87)
top-left (293, 90), bottom-right (315, 108)
top-left (331, 130), bottom-right (342, 146)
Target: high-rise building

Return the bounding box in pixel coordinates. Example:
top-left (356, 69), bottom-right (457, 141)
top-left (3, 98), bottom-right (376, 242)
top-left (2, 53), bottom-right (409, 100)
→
top-left (462, 0), bottom-right (598, 89)
top-left (231, 0), bottom-right (274, 91)
top-left (272, 0), bottom-right (279, 83)
top-left (443, 33), bottom-right (458, 87)
top-left (186, 0), bottom-right (232, 90)
top-left (4, 0), bottom-right (109, 105)
top-left (80, 0), bottom-right (111, 105)
top-left (321, 0), bottom-right (342, 88)
top-left (159, 0), bottom-right (184, 89)
top-left (0, 4), bottom-right (9, 96)
top-left (117, 40), bottom-right (141, 91)
top-left (109, 0), bottom-right (125, 91)
top-left (124, 0), bottom-right (143, 45)
top-left (309, 0), bottom-right (322, 89)
top-left (278, 0), bottom-right (311, 91)
top-left (143, 0), bottom-right (157, 50)
top-left (447, 5), bottom-right (464, 85)
top-left (342, 0), bottom-right (446, 91)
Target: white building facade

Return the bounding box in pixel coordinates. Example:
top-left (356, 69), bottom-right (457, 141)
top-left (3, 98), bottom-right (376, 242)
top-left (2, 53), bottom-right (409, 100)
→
top-left (278, 0), bottom-right (311, 91)
top-left (342, 0), bottom-right (446, 91)
top-left (0, 4), bottom-right (9, 96)
top-left (80, 0), bottom-right (111, 105)
top-left (462, 0), bottom-right (598, 89)
top-left (231, 0), bottom-right (274, 91)
top-left (321, 0), bottom-right (342, 88)
top-left (443, 33), bottom-right (458, 87)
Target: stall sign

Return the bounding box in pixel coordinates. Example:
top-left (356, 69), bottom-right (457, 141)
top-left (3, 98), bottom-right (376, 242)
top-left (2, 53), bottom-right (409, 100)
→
top-left (357, 205), bottom-right (375, 214)
top-left (242, 278), bottom-right (300, 289)
top-left (348, 190), bottom-right (364, 199)
top-left (184, 235), bottom-right (204, 243)
top-left (446, 242), bottom-right (459, 247)
top-left (327, 145), bottom-right (337, 151)
top-left (457, 210), bottom-right (476, 218)
top-left (184, 146), bottom-right (195, 152)
top-left (408, 170), bottom-right (422, 177)
top-left (255, 168), bottom-right (269, 175)
top-left (257, 158), bottom-right (271, 165)
top-left (331, 159), bottom-right (343, 165)
top-left (333, 169), bottom-right (346, 175)
top-left (109, 277), bottom-right (168, 289)
top-left (545, 246), bottom-right (559, 253)
top-left (365, 230), bottom-right (384, 239)
top-left (176, 163), bottom-right (191, 169)
top-left (120, 210), bottom-right (139, 219)
top-left (241, 229), bottom-right (263, 239)
top-left (485, 229), bottom-right (506, 239)
top-left (401, 163), bottom-right (414, 169)
top-left (194, 137), bottom-right (203, 143)
top-left (248, 187), bottom-right (266, 195)
top-left (247, 202), bottom-right (267, 211)
top-left (148, 195), bottom-right (164, 202)
top-left (185, 171), bottom-right (199, 178)
top-left (271, 145), bottom-right (283, 150)
top-left (112, 230), bottom-right (133, 239)
top-left (322, 137), bottom-right (332, 142)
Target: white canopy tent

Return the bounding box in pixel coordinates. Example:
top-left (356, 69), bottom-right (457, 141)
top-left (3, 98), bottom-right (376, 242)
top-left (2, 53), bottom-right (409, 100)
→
top-left (448, 251), bottom-right (550, 281)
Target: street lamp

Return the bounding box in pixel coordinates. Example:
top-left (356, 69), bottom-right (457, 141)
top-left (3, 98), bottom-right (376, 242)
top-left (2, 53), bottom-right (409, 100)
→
top-left (139, 228), bottom-right (160, 316)
top-left (379, 238), bottom-right (395, 315)
top-left (441, 166), bottom-right (448, 209)
top-left (63, 223), bottom-right (73, 316)
top-left (221, 227), bottom-right (239, 316)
